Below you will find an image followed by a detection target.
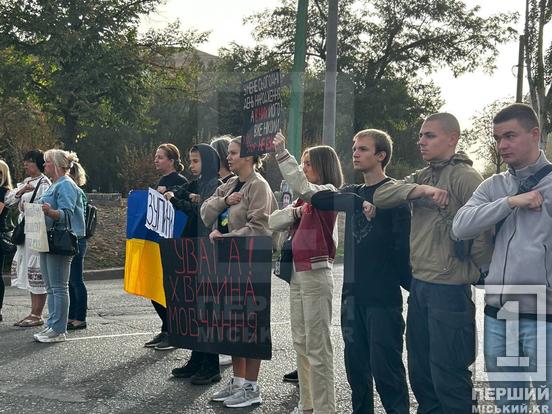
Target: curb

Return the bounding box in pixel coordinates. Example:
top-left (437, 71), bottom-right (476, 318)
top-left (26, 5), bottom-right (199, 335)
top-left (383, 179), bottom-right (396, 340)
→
top-left (85, 267), bottom-right (124, 281)
top-left (2, 267), bottom-right (124, 287)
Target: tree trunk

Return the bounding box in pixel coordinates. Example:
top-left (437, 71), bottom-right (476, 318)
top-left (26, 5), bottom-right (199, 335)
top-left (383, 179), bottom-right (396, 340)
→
top-left (524, 0), bottom-right (550, 148)
top-left (62, 111), bottom-right (78, 150)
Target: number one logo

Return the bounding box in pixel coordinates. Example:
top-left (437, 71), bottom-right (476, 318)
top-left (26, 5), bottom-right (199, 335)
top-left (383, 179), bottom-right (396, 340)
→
top-left (496, 301), bottom-right (530, 368)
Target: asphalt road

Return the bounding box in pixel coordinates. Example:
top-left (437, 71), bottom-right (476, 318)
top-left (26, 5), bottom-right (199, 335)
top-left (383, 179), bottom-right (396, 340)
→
top-left (0, 265), bottom-right (489, 413)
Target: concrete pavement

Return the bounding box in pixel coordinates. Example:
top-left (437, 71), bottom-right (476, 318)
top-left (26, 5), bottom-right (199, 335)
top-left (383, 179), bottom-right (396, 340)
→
top-left (0, 265), bottom-right (491, 413)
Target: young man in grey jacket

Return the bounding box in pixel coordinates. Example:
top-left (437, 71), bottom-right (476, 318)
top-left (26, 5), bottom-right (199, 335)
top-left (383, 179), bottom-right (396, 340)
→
top-left (453, 103), bottom-right (552, 412)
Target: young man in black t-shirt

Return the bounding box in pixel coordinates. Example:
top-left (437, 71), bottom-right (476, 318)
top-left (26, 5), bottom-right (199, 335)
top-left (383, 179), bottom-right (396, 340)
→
top-left (311, 129), bottom-right (411, 414)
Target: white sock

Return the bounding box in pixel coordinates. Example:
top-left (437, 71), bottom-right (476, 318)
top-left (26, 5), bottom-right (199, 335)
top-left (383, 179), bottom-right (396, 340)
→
top-left (233, 377), bottom-right (245, 387)
top-left (244, 380), bottom-right (257, 390)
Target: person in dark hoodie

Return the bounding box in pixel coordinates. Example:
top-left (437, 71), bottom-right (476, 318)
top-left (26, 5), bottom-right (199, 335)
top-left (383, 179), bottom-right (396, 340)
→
top-left (163, 143), bottom-right (222, 385)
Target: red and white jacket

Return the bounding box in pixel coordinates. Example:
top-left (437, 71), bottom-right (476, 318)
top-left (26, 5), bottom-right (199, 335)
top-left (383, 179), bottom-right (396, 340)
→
top-left (269, 150), bottom-right (338, 272)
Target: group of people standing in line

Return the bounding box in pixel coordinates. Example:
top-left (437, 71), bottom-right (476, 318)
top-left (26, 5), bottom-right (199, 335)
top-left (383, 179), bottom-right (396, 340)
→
top-left (1, 101), bottom-right (549, 414)
top-left (0, 149), bottom-right (89, 343)
top-left (145, 102), bottom-right (552, 414)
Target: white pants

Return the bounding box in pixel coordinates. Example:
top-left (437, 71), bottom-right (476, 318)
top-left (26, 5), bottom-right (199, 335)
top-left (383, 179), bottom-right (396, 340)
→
top-left (290, 267), bottom-right (335, 413)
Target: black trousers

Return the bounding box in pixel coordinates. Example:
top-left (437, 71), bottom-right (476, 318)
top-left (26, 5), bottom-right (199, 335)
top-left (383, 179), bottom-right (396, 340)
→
top-left (188, 350), bottom-right (220, 373)
top-left (407, 278), bottom-right (476, 414)
top-left (341, 299), bottom-right (409, 414)
top-left (151, 300), bottom-right (167, 332)
top-left (154, 300), bottom-right (219, 372)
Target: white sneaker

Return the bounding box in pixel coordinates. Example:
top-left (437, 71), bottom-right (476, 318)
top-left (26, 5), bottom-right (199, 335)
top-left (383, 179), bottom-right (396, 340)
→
top-left (223, 383), bottom-right (262, 408)
top-left (219, 354), bottom-right (232, 366)
top-left (211, 379), bottom-right (242, 402)
top-left (36, 329), bottom-right (66, 343)
top-left (33, 327), bottom-right (52, 341)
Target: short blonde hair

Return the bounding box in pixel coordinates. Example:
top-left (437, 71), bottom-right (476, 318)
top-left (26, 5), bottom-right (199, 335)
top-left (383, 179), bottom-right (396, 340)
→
top-left (230, 136), bottom-right (266, 170)
top-left (0, 160), bottom-right (13, 189)
top-left (44, 149), bottom-right (87, 185)
top-left (353, 129), bottom-right (394, 169)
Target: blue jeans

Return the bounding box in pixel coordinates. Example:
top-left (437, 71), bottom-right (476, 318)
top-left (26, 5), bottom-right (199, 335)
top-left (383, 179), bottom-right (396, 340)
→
top-left (69, 238), bottom-right (88, 321)
top-left (40, 253), bottom-right (73, 334)
top-left (484, 314), bottom-right (552, 411)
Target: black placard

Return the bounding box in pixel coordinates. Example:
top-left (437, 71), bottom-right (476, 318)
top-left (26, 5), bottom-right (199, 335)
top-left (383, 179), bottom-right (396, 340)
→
top-left (241, 69), bottom-right (281, 157)
top-left (160, 236), bottom-right (273, 360)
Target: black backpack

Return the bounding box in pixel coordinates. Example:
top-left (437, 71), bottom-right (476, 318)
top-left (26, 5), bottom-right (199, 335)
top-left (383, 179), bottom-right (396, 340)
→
top-left (85, 203), bottom-right (98, 239)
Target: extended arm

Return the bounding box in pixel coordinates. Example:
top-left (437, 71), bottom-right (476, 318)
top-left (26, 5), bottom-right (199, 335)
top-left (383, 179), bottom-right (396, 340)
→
top-left (452, 179), bottom-right (512, 240)
top-left (268, 203), bottom-right (302, 232)
top-left (310, 187), bottom-right (364, 214)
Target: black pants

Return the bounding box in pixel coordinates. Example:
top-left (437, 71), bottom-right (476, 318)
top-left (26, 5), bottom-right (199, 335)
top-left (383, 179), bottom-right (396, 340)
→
top-left (0, 252), bottom-right (4, 310)
top-left (407, 278), bottom-right (476, 414)
top-left (341, 299), bottom-right (409, 414)
top-left (189, 350), bottom-right (220, 373)
top-left (151, 300), bottom-right (167, 332)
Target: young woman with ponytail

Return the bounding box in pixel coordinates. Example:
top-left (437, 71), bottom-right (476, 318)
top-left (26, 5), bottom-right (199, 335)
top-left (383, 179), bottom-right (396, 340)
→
top-left (143, 143), bottom-right (188, 350)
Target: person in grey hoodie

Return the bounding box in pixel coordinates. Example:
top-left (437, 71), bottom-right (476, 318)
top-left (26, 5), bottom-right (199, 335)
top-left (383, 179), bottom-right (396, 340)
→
top-left (453, 103), bottom-right (552, 412)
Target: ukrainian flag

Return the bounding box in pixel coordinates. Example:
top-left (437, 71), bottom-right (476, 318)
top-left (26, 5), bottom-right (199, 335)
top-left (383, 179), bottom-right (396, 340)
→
top-left (124, 190), bottom-right (187, 306)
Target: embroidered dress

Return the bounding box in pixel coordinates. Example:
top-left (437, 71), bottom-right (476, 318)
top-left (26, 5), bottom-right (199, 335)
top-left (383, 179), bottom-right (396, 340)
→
top-left (8, 175), bottom-right (51, 294)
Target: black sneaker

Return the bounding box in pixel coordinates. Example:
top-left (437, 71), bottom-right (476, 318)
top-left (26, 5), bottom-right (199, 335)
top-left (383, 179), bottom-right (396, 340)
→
top-left (154, 334), bottom-right (176, 351)
top-left (283, 369), bottom-right (299, 383)
top-left (190, 367), bottom-right (222, 385)
top-left (144, 332), bottom-right (165, 348)
top-left (172, 360), bottom-right (202, 378)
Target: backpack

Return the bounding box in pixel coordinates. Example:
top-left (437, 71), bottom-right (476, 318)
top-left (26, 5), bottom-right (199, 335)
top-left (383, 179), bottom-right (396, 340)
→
top-left (85, 203), bottom-right (98, 239)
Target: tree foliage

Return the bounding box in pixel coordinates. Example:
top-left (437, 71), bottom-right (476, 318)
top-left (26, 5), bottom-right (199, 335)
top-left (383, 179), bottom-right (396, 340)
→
top-left (246, 0), bottom-right (518, 79)
top-left (460, 98), bottom-right (514, 177)
top-left (0, 0), bottom-right (521, 191)
top-left (240, 0), bottom-right (518, 180)
top-left (0, 97), bottom-right (59, 182)
top-left (0, 0), bottom-right (207, 149)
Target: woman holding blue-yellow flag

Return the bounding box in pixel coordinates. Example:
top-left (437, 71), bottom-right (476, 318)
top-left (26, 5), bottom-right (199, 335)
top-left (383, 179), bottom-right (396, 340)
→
top-left (129, 143), bottom-right (188, 351)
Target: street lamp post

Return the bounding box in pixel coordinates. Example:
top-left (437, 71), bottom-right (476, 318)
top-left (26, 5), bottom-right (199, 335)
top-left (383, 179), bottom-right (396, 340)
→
top-left (287, 0), bottom-right (309, 160)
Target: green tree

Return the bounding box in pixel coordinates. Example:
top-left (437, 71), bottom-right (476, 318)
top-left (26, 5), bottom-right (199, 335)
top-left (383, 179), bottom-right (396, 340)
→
top-left (235, 0), bottom-right (517, 180)
top-left (247, 0), bottom-right (517, 78)
top-left (0, 1), bottom-right (207, 149)
top-left (460, 98), bottom-right (513, 176)
top-left (0, 97), bottom-right (58, 182)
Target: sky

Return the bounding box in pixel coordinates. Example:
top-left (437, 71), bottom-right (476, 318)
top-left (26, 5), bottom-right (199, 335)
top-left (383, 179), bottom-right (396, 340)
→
top-left (140, 0), bottom-right (550, 130)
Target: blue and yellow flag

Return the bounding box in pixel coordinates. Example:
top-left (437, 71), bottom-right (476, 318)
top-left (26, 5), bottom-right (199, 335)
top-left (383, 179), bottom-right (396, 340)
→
top-left (124, 190), bottom-right (187, 306)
